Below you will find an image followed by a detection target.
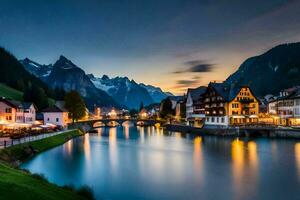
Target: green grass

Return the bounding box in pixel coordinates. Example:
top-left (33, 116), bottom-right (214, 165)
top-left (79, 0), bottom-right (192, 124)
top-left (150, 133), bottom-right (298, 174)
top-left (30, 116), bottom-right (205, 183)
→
top-left (0, 163), bottom-right (87, 200)
top-left (0, 129), bottom-right (91, 200)
top-left (0, 83), bottom-right (23, 101)
top-left (0, 82), bottom-right (55, 105)
top-left (0, 129), bottom-right (84, 163)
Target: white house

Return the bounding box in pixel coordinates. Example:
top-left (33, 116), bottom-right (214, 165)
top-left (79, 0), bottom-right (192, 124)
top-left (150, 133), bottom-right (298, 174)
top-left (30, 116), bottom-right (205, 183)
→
top-left (42, 105), bottom-right (69, 127)
top-left (0, 97), bottom-right (37, 124)
top-left (186, 87), bottom-right (206, 126)
top-left (22, 103), bottom-right (37, 124)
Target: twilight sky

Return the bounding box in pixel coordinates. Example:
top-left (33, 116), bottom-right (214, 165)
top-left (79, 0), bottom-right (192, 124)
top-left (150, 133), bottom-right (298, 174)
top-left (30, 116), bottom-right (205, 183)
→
top-left (1, 0), bottom-right (300, 94)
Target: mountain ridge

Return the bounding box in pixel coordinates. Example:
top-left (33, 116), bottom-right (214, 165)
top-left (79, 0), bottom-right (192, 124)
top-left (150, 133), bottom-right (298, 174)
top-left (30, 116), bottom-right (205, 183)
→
top-left (225, 42), bottom-right (300, 96)
top-left (20, 56), bottom-right (172, 109)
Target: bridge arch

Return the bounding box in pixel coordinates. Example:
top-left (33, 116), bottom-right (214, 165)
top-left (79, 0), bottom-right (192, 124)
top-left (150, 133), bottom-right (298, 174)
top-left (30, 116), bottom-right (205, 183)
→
top-left (93, 121), bottom-right (105, 128)
top-left (121, 120), bottom-right (135, 126)
top-left (106, 121), bottom-right (121, 127)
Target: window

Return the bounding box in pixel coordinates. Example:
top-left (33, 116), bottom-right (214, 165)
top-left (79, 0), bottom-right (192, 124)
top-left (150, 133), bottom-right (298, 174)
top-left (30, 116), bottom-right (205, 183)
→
top-left (212, 117), bottom-right (215, 122)
top-left (5, 108), bottom-right (12, 113)
top-left (206, 117), bottom-right (210, 122)
top-left (47, 118), bottom-right (50, 121)
top-left (217, 117), bottom-right (219, 123)
top-left (56, 118), bottom-right (59, 122)
top-left (221, 117), bottom-right (224, 123)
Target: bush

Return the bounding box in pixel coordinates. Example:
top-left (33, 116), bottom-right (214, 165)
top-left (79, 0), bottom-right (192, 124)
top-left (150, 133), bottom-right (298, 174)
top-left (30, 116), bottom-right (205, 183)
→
top-left (31, 173), bottom-right (48, 182)
top-left (76, 185), bottom-right (95, 200)
top-left (62, 184), bottom-right (95, 200)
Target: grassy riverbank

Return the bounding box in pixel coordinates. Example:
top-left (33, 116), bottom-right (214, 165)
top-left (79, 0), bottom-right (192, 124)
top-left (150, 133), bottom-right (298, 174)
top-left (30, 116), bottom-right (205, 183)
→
top-left (0, 129), bottom-right (92, 200)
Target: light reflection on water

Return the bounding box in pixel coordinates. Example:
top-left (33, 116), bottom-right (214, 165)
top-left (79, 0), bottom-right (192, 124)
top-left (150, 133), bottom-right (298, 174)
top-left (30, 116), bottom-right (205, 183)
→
top-left (295, 143), bottom-right (300, 179)
top-left (21, 126), bottom-right (300, 200)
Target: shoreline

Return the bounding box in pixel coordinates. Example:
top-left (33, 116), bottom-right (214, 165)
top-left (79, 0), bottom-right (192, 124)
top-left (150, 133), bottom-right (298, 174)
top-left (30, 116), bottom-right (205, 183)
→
top-left (165, 124), bottom-right (300, 139)
top-left (0, 129), bottom-right (93, 200)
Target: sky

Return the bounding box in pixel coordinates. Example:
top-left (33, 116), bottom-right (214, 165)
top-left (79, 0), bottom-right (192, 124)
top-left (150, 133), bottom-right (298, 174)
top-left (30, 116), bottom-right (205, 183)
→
top-left (0, 0), bottom-right (300, 94)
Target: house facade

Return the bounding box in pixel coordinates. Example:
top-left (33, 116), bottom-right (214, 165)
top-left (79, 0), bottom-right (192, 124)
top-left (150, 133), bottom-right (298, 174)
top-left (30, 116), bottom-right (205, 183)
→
top-left (186, 87), bottom-right (206, 127)
top-left (42, 106), bottom-right (69, 127)
top-left (267, 88), bottom-right (300, 126)
top-left (0, 98), bottom-right (37, 124)
top-left (203, 83), bottom-right (259, 126)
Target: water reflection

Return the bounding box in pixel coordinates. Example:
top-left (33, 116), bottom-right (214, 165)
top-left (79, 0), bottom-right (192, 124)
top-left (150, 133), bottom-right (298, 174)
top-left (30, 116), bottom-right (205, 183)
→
top-left (64, 139), bottom-right (73, 156)
top-left (21, 127), bottom-right (300, 200)
top-left (231, 139), bottom-right (259, 199)
top-left (109, 127), bottom-right (118, 174)
top-left (295, 143), bottom-right (300, 179)
top-left (83, 134), bottom-right (91, 162)
top-left (123, 123), bottom-right (130, 139)
top-left (193, 136), bottom-right (203, 183)
top-left (232, 139), bottom-right (245, 191)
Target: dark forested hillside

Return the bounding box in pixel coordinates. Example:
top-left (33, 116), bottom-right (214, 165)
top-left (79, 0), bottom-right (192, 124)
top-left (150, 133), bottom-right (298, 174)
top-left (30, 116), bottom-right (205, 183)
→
top-left (225, 42), bottom-right (300, 96)
top-left (0, 47), bottom-right (54, 108)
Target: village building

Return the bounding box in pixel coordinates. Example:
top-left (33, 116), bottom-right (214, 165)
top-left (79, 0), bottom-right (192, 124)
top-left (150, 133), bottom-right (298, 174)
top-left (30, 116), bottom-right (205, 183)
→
top-left (167, 96), bottom-right (185, 110)
top-left (202, 82), bottom-right (259, 126)
top-left (139, 108), bottom-right (148, 119)
top-left (0, 98), bottom-right (37, 124)
top-left (42, 105), bottom-right (69, 128)
top-left (185, 86), bottom-right (206, 127)
top-left (175, 98), bottom-right (186, 121)
top-left (267, 87), bottom-right (300, 126)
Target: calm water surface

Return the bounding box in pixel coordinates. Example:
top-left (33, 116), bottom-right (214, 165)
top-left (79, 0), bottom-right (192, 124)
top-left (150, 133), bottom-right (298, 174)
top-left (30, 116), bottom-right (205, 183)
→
top-left (22, 124), bottom-right (300, 200)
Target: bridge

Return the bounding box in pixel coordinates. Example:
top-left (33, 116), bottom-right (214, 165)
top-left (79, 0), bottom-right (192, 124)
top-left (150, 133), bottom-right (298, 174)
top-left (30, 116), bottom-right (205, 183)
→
top-left (68, 118), bottom-right (167, 132)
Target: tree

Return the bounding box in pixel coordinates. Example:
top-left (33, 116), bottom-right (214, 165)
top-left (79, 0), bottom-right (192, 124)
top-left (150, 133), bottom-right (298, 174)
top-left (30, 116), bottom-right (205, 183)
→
top-left (129, 109), bottom-right (138, 118)
top-left (54, 86), bottom-right (66, 100)
top-left (64, 91), bottom-right (86, 122)
top-left (159, 98), bottom-right (174, 119)
top-left (180, 103), bottom-right (186, 119)
top-left (23, 85), bottom-right (49, 109)
top-left (139, 102), bottom-right (144, 112)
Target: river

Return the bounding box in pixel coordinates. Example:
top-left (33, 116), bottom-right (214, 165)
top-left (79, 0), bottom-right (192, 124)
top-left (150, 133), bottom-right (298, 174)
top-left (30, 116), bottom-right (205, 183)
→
top-left (21, 124), bottom-right (300, 200)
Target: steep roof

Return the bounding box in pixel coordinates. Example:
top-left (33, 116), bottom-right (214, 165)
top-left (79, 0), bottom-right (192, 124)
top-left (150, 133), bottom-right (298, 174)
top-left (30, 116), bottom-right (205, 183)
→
top-left (187, 86), bottom-right (206, 101)
top-left (208, 82), bottom-right (258, 102)
top-left (42, 105), bottom-right (68, 113)
top-left (0, 97), bottom-right (22, 108)
top-left (168, 96), bottom-right (185, 102)
top-left (209, 82), bottom-right (230, 101)
top-left (22, 102), bottom-right (37, 110)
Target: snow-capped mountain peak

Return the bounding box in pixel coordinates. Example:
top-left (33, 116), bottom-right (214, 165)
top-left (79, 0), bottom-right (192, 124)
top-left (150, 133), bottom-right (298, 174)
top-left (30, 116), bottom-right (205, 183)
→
top-left (20, 58), bottom-right (53, 79)
top-left (89, 74), bottom-right (171, 109)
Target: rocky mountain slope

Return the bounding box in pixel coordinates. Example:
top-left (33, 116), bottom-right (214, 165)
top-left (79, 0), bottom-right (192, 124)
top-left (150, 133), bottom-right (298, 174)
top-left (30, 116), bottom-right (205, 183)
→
top-left (21, 56), bottom-right (119, 109)
top-left (88, 74), bottom-right (169, 109)
top-left (225, 42), bottom-right (300, 96)
top-left (20, 56), bottom-right (171, 109)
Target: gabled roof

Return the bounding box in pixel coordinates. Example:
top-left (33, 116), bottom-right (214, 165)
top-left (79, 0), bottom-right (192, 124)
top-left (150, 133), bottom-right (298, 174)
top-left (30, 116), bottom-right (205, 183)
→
top-left (209, 82), bottom-right (230, 101)
top-left (42, 105), bottom-right (68, 113)
top-left (22, 102), bottom-right (37, 110)
top-left (0, 97), bottom-right (22, 108)
top-left (284, 88), bottom-right (300, 100)
top-left (208, 83), bottom-right (258, 102)
top-left (168, 96), bottom-right (185, 102)
top-left (187, 86), bottom-right (206, 101)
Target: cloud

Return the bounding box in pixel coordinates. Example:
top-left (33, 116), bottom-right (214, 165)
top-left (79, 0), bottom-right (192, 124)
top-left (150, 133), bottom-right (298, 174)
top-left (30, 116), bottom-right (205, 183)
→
top-left (176, 79), bottom-right (198, 85)
top-left (175, 75), bottom-right (201, 88)
top-left (173, 60), bottom-right (215, 74)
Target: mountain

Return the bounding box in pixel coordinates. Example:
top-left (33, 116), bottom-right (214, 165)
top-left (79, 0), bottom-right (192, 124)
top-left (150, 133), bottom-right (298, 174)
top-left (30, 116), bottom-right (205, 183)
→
top-left (88, 74), bottom-right (155, 109)
top-left (225, 42), bottom-right (300, 96)
top-left (139, 83), bottom-right (171, 102)
top-left (21, 56), bottom-right (172, 109)
top-left (20, 58), bottom-right (52, 79)
top-left (0, 47), bottom-right (53, 100)
top-left (21, 56), bottom-right (119, 109)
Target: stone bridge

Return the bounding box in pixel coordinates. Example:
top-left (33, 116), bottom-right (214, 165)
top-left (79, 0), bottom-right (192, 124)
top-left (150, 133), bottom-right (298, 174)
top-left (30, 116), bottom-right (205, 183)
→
top-left (68, 118), bottom-right (166, 132)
